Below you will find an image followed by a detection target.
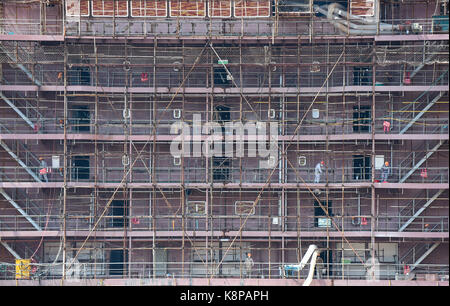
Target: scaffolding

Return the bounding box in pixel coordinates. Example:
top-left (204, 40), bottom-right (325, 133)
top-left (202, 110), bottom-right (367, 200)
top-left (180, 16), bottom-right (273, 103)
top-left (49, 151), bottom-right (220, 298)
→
top-left (0, 0), bottom-right (448, 285)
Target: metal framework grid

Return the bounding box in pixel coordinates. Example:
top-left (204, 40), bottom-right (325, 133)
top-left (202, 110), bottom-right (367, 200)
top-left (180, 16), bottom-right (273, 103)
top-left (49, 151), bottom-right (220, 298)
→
top-left (0, 0), bottom-right (448, 285)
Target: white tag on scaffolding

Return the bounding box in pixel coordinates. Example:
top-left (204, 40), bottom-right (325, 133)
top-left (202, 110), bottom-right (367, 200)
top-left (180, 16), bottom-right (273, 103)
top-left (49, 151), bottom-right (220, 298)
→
top-left (52, 155), bottom-right (60, 168)
top-left (123, 108), bottom-right (130, 119)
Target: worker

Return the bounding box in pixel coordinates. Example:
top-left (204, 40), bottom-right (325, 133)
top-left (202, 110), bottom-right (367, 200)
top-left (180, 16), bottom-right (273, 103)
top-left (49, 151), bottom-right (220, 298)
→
top-left (383, 120), bottom-right (391, 133)
top-left (39, 157), bottom-right (49, 182)
top-left (244, 253), bottom-right (254, 278)
top-left (381, 161), bottom-right (390, 183)
top-left (314, 161), bottom-right (325, 183)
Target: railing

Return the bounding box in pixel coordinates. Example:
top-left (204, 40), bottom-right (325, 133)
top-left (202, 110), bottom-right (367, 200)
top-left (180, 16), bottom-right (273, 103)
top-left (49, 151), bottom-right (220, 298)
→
top-left (374, 117), bottom-right (449, 135)
top-left (0, 175), bottom-right (44, 220)
top-left (397, 139), bottom-right (445, 183)
top-left (0, 125), bottom-right (42, 179)
top-left (1, 17), bottom-right (448, 38)
top-left (0, 213), bottom-right (448, 233)
top-left (398, 79), bottom-right (448, 118)
top-left (389, 71), bottom-right (449, 128)
top-left (2, 65), bottom-right (448, 88)
top-left (1, 115), bottom-right (448, 136)
top-left (0, 261), bottom-right (447, 282)
top-left (378, 215), bottom-right (449, 233)
top-left (399, 243), bottom-right (435, 265)
top-left (398, 191), bottom-right (424, 219)
top-left (0, 163), bottom-right (448, 184)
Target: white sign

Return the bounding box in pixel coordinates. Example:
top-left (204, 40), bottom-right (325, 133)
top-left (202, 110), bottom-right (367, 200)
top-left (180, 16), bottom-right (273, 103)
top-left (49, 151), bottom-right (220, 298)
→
top-left (312, 109), bottom-right (319, 119)
top-left (318, 217), bottom-right (331, 228)
top-left (375, 155), bottom-right (384, 170)
top-left (52, 155), bottom-right (60, 169)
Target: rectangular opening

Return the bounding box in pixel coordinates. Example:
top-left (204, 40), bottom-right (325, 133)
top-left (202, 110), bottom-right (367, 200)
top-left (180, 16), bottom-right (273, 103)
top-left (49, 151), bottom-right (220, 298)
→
top-left (353, 66), bottom-right (372, 85)
top-left (314, 200), bottom-right (332, 228)
top-left (72, 105), bottom-right (91, 132)
top-left (212, 157), bottom-right (230, 181)
top-left (68, 66), bottom-right (91, 85)
top-left (214, 105), bottom-right (231, 122)
top-left (72, 156), bottom-right (90, 180)
top-left (187, 201), bottom-right (206, 215)
top-left (109, 249), bottom-right (127, 276)
top-left (190, 241), bottom-right (249, 277)
top-left (214, 68), bottom-right (231, 86)
top-left (110, 200), bottom-right (128, 228)
top-left (353, 155), bottom-right (371, 180)
top-left (352, 105), bottom-right (371, 132)
top-left (235, 201), bottom-right (255, 216)
top-left (214, 105), bottom-right (230, 137)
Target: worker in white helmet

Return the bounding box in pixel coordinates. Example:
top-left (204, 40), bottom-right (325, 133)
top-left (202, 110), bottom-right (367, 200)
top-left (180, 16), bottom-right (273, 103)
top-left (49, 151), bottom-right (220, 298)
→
top-left (314, 161), bottom-right (325, 183)
top-left (381, 161), bottom-right (390, 182)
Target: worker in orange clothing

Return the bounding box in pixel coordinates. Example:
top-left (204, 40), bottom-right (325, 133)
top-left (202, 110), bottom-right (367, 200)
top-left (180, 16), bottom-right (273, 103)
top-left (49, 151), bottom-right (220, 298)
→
top-left (381, 161), bottom-right (390, 182)
top-left (383, 120), bottom-right (391, 133)
top-left (39, 157), bottom-right (49, 182)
